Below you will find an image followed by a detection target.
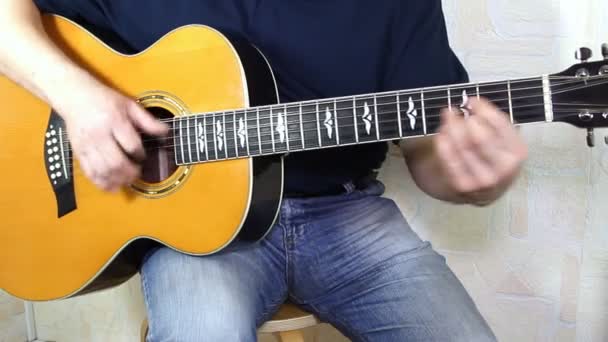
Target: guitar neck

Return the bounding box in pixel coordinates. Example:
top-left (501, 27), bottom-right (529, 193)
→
top-left (174, 75), bottom-right (553, 165)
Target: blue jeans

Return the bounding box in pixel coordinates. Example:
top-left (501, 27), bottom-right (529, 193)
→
top-left (141, 180), bottom-right (496, 341)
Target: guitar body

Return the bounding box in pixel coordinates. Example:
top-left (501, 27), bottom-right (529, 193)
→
top-left (0, 16), bottom-right (283, 301)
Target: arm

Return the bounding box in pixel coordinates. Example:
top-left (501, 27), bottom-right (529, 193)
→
top-left (0, 0), bottom-right (89, 104)
top-left (0, 0), bottom-right (167, 191)
top-left (400, 98), bottom-right (528, 206)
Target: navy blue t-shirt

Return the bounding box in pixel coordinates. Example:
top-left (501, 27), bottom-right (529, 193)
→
top-left (34, 0), bottom-right (468, 194)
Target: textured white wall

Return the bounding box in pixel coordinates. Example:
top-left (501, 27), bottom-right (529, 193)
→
top-left (1, 0), bottom-right (607, 341)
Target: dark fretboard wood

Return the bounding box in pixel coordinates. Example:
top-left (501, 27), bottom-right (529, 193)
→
top-left (174, 76), bottom-right (550, 165)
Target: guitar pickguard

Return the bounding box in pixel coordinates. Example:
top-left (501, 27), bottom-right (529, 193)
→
top-left (44, 110), bottom-right (76, 218)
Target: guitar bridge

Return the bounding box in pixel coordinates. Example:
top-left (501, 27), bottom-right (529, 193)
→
top-left (44, 110), bottom-right (76, 217)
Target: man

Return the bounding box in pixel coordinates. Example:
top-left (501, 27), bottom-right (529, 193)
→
top-left (0, 1), bottom-right (527, 341)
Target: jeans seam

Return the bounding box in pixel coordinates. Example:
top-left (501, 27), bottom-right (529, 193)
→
top-left (140, 270), bottom-right (152, 342)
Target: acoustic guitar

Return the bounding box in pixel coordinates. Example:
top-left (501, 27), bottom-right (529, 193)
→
top-left (1, 15), bottom-right (607, 301)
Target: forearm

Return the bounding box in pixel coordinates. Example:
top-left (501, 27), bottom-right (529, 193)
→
top-left (400, 137), bottom-right (511, 206)
top-left (0, 0), bottom-right (92, 108)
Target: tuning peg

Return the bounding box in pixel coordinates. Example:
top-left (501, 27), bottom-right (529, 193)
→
top-left (576, 47), bottom-right (593, 62)
top-left (602, 43), bottom-right (608, 60)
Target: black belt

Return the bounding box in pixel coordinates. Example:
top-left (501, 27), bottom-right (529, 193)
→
top-left (284, 172), bottom-right (378, 198)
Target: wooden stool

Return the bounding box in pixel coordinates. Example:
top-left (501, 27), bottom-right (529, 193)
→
top-left (141, 303), bottom-right (320, 342)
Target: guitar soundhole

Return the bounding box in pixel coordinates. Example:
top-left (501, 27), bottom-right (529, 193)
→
top-left (140, 107), bottom-right (178, 184)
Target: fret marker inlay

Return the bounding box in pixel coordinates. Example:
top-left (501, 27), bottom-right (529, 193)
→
top-left (276, 111), bottom-right (286, 144)
top-left (324, 107), bottom-right (334, 139)
top-left (460, 90), bottom-right (470, 118)
top-left (215, 119), bottom-right (224, 152)
top-left (407, 97), bottom-right (418, 130)
top-left (363, 102), bottom-right (373, 135)
top-left (197, 122), bottom-right (206, 154)
top-left (238, 117), bottom-right (246, 148)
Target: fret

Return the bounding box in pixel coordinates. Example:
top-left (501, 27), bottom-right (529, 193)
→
top-left (231, 111), bottom-right (239, 158)
top-left (299, 104), bottom-right (305, 148)
top-left (202, 114), bottom-right (209, 161)
top-left (301, 103), bottom-right (321, 149)
top-left (511, 77), bottom-right (546, 124)
top-left (373, 95), bottom-right (380, 141)
top-left (318, 100), bottom-right (338, 147)
top-left (355, 96), bottom-right (378, 142)
top-left (396, 93), bottom-right (403, 138)
top-left (173, 119), bottom-right (182, 164)
top-left (194, 116), bottom-right (201, 161)
top-left (186, 115), bottom-right (193, 163)
top-left (258, 107), bottom-right (274, 154)
top-left (398, 92), bottom-right (426, 138)
top-left (376, 93), bottom-right (401, 140)
top-left (507, 80), bottom-right (514, 123)
top-left (421, 89), bottom-right (427, 135)
top-left (222, 114), bottom-right (228, 159)
top-left (235, 110), bottom-right (249, 157)
top-left (336, 98), bottom-right (357, 145)
top-left (271, 105), bottom-right (288, 152)
top-left (284, 105), bottom-right (290, 151)
top-left (256, 108), bottom-right (263, 154)
top-left (246, 109), bottom-right (261, 156)
top-left (178, 117), bottom-right (186, 164)
top-left (478, 81), bottom-right (511, 123)
top-left (286, 103), bottom-right (303, 151)
top-left (334, 100), bottom-right (340, 145)
top-left (189, 116), bottom-right (199, 162)
top-left (205, 114), bottom-right (217, 161)
top-left (244, 111), bottom-right (250, 156)
top-left (447, 88), bottom-right (452, 109)
top-left (269, 106), bottom-right (276, 152)
top-left (448, 86), bottom-right (478, 120)
top-left (315, 102), bottom-right (322, 147)
top-left (211, 113), bottom-right (218, 160)
top-left (352, 97), bottom-right (359, 143)
top-left (423, 89), bottom-right (449, 134)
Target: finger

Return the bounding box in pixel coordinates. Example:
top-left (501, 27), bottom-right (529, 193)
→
top-left (465, 115), bottom-right (526, 185)
top-left (437, 109), bottom-right (476, 193)
top-left (127, 102), bottom-right (169, 137)
top-left (465, 116), bottom-right (498, 165)
top-left (82, 143), bottom-right (115, 191)
top-left (470, 98), bottom-right (528, 159)
top-left (469, 98), bottom-right (512, 135)
top-left (96, 136), bottom-right (140, 191)
top-left (460, 148), bottom-right (497, 191)
top-left (112, 118), bottom-right (146, 162)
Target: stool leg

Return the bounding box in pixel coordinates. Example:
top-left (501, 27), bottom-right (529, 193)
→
top-left (273, 330), bottom-right (305, 342)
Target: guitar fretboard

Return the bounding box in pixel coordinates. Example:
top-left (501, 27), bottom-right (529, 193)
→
top-left (173, 76), bottom-right (551, 165)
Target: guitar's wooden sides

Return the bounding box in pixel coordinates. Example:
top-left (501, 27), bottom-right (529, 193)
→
top-left (0, 16), bottom-right (253, 301)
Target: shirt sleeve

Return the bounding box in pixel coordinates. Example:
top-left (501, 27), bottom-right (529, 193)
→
top-left (383, 0), bottom-right (468, 91)
top-left (32, 0), bottom-right (135, 53)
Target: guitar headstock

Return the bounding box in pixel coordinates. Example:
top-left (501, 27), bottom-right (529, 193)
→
top-left (550, 45), bottom-right (608, 146)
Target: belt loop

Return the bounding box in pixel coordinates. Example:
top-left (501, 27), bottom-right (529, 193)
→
top-left (342, 181), bottom-right (357, 194)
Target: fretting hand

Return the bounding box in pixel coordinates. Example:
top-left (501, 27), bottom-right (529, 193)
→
top-left (433, 97), bottom-right (528, 205)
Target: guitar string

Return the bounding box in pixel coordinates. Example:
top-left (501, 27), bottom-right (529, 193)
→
top-left (61, 103), bottom-right (605, 168)
top-left (153, 74), bottom-right (606, 124)
top-left (62, 109), bottom-right (602, 173)
top-left (60, 93), bottom-right (608, 162)
top-left (55, 77), bottom-right (608, 163)
top-left (55, 76), bottom-right (608, 146)
top-left (135, 105), bottom-right (608, 157)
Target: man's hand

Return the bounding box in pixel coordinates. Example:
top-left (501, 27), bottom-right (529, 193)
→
top-left (55, 79), bottom-right (168, 192)
top-left (402, 98), bottom-right (528, 206)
